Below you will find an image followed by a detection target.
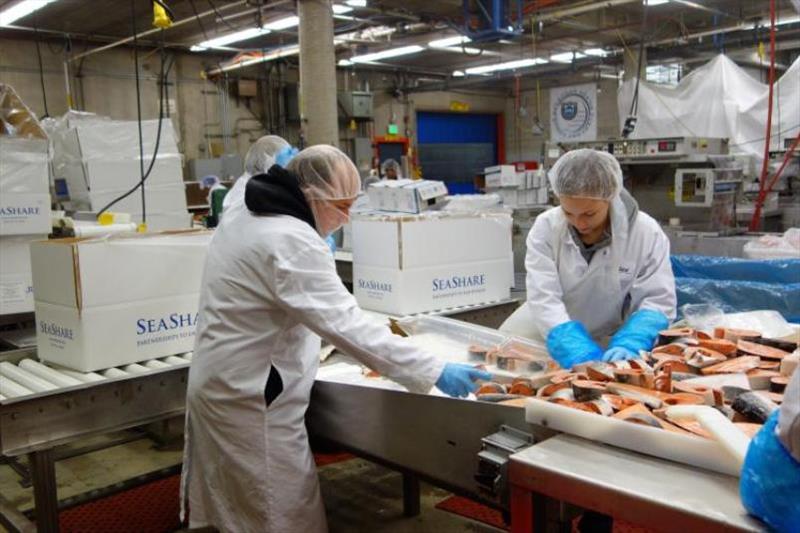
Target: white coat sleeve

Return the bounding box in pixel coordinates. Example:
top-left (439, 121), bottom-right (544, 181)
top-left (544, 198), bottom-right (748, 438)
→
top-left (629, 221), bottom-right (677, 320)
top-left (270, 243), bottom-right (445, 394)
top-left (525, 215), bottom-right (571, 339)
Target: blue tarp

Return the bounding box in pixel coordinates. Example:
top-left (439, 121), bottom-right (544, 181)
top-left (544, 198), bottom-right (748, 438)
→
top-left (671, 255), bottom-right (800, 323)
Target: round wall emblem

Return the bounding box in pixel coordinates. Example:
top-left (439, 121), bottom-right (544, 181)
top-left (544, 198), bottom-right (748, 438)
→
top-left (552, 88), bottom-right (594, 139)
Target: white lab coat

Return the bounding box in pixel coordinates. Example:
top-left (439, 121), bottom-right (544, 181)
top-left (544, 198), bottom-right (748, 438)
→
top-left (221, 172), bottom-right (249, 213)
top-left (180, 208), bottom-right (445, 532)
top-left (501, 195), bottom-right (676, 342)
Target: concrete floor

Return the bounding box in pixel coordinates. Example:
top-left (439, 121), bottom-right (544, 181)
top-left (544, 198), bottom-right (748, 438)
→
top-left (0, 430), bottom-right (504, 532)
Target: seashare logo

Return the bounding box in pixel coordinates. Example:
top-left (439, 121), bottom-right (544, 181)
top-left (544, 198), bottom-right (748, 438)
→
top-left (136, 312), bottom-right (198, 334)
top-left (40, 321), bottom-right (74, 340)
top-left (358, 279), bottom-right (393, 293)
top-left (432, 274), bottom-right (486, 292)
top-left (0, 206), bottom-right (40, 217)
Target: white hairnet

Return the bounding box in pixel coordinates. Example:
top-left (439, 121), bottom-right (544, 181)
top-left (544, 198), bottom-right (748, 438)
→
top-left (288, 145), bottom-right (361, 236)
top-left (548, 149), bottom-right (623, 200)
top-left (287, 145), bottom-right (361, 201)
top-left (381, 158), bottom-right (400, 174)
top-left (245, 135), bottom-right (291, 175)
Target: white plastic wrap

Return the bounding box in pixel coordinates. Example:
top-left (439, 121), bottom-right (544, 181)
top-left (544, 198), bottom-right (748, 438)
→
top-left (743, 228), bottom-right (800, 259)
top-left (682, 304), bottom-right (796, 340)
top-left (618, 55), bottom-right (800, 162)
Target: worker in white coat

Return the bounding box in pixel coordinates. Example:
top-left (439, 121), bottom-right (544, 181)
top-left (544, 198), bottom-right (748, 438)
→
top-left (221, 134), bottom-right (294, 213)
top-left (181, 145), bottom-right (489, 532)
top-left (500, 149), bottom-right (676, 368)
top-left (380, 158), bottom-right (402, 180)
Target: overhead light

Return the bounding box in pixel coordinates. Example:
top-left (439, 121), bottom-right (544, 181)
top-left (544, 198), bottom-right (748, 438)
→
top-left (332, 4), bottom-right (353, 14)
top-left (339, 45), bottom-right (425, 65)
top-left (428, 35), bottom-right (471, 48)
top-left (264, 15), bottom-right (299, 31)
top-left (551, 51), bottom-right (586, 63)
top-left (645, 0), bottom-right (669, 5)
top-left (464, 57), bottom-right (547, 75)
top-left (193, 27), bottom-right (271, 51)
top-left (0, 0), bottom-right (57, 27)
top-left (344, 0), bottom-right (367, 6)
top-left (453, 70), bottom-right (465, 77)
top-left (583, 48), bottom-right (607, 57)
top-left (207, 44), bottom-right (300, 75)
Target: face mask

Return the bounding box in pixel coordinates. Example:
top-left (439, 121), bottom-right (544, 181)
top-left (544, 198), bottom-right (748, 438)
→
top-left (311, 200), bottom-right (350, 237)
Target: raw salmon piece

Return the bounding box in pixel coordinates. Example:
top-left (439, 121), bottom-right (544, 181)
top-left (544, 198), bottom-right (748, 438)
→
top-left (697, 338), bottom-right (737, 356)
top-left (700, 356), bottom-right (761, 375)
top-left (737, 340), bottom-right (791, 360)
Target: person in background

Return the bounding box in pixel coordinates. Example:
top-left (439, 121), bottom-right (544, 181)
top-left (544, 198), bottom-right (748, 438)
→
top-left (500, 149), bottom-right (677, 368)
top-left (222, 134), bottom-right (294, 213)
top-left (181, 144), bottom-right (489, 533)
top-left (380, 158), bottom-right (401, 180)
top-left (740, 369), bottom-right (799, 533)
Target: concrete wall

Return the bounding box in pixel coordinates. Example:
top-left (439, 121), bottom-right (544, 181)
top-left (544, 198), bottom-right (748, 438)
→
top-left (1, 37), bottom-right (269, 163)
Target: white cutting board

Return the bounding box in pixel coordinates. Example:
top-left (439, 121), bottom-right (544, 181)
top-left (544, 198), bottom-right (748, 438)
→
top-left (525, 399), bottom-right (741, 477)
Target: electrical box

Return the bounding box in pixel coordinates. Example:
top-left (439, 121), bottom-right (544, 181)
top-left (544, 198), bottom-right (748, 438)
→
top-left (338, 91), bottom-right (373, 119)
top-left (237, 79), bottom-right (258, 98)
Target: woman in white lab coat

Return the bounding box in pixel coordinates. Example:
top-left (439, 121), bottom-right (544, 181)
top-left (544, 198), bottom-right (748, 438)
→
top-left (221, 134), bottom-right (291, 213)
top-left (501, 149), bottom-right (676, 368)
top-left (181, 145), bottom-right (488, 532)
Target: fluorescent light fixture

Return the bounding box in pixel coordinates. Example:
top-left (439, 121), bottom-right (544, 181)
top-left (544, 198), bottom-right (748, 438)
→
top-left (583, 48), bottom-right (607, 57)
top-left (344, 0), bottom-right (367, 6)
top-left (264, 15), bottom-right (299, 31)
top-left (646, 0), bottom-right (669, 5)
top-left (453, 70), bottom-right (465, 77)
top-left (428, 35), bottom-right (472, 48)
top-left (193, 27), bottom-right (271, 51)
top-left (551, 51), bottom-right (586, 63)
top-left (464, 57), bottom-right (547, 75)
top-left (339, 44), bottom-right (424, 65)
top-left (0, 0), bottom-right (57, 26)
top-left (208, 44), bottom-right (300, 75)
top-left (332, 4), bottom-right (353, 14)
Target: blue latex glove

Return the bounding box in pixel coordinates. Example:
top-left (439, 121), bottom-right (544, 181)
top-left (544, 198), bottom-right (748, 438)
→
top-left (325, 234), bottom-right (337, 254)
top-left (740, 411), bottom-right (800, 533)
top-left (605, 308), bottom-right (669, 356)
top-left (546, 321), bottom-right (603, 369)
top-left (275, 146), bottom-right (299, 167)
top-left (435, 363), bottom-right (492, 398)
top-left (602, 346), bottom-right (638, 363)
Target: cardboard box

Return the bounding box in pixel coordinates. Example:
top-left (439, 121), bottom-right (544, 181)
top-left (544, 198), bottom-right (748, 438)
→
top-left (0, 138), bottom-right (49, 194)
top-left (485, 165), bottom-right (517, 188)
top-left (0, 235), bottom-right (45, 315)
top-left (144, 212), bottom-right (194, 231)
top-left (352, 213), bottom-right (512, 314)
top-left (61, 154), bottom-right (183, 194)
top-left (31, 230), bottom-right (211, 371)
top-left (0, 193), bottom-right (51, 235)
top-left (367, 179), bottom-right (448, 214)
top-left (56, 119), bottom-right (180, 162)
top-left (67, 184), bottom-right (188, 214)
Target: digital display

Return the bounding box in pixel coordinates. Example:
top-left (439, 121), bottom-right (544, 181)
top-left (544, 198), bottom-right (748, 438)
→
top-left (658, 141), bottom-right (677, 152)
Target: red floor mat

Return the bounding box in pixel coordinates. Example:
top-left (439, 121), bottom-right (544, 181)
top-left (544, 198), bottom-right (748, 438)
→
top-left (58, 475), bottom-right (181, 533)
top-left (55, 452), bottom-right (355, 532)
top-left (435, 495), bottom-right (509, 530)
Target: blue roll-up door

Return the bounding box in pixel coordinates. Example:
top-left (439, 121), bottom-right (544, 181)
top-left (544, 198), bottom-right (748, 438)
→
top-left (417, 112), bottom-right (498, 194)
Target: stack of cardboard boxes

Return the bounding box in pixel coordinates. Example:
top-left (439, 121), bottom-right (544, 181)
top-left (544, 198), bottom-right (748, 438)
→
top-left (54, 118), bottom-right (192, 231)
top-left (484, 165), bottom-right (550, 208)
top-left (0, 85), bottom-right (52, 315)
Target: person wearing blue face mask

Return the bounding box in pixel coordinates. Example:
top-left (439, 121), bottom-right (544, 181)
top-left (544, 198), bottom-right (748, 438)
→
top-left (501, 149), bottom-right (677, 368)
top-left (182, 144), bottom-right (489, 533)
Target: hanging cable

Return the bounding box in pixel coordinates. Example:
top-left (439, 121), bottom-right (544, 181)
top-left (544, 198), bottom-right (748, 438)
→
top-left (34, 25), bottom-right (50, 118)
top-left (749, 0), bottom-right (777, 231)
top-left (96, 13), bottom-right (168, 223)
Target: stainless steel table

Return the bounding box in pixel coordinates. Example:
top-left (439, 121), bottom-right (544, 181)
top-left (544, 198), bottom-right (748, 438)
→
top-left (509, 434), bottom-right (766, 533)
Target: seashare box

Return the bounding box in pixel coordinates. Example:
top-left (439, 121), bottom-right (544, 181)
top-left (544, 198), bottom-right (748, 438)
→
top-left (30, 230), bottom-right (212, 372)
top-left (352, 212), bottom-right (513, 315)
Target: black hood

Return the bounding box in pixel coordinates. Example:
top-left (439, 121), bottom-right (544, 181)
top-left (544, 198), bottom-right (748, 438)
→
top-left (244, 164), bottom-right (316, 230)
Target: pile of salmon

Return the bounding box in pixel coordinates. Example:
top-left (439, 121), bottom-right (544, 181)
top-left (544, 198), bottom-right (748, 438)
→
top-left (473, 327), bottom-right (799, 439)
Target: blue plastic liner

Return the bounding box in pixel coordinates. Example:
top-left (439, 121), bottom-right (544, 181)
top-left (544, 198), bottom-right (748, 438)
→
top-left (671, 255), bottom-right (800, 323)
